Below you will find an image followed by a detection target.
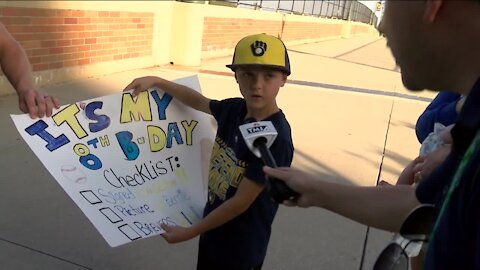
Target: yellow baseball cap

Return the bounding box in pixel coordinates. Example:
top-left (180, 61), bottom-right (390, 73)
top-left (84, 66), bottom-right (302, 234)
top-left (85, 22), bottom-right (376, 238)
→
top-left (227, 33), bottom-right (291, 75)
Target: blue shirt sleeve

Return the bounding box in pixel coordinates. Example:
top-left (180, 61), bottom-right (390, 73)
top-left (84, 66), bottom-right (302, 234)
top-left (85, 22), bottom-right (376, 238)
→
top-left (415, 92), bottom-right (461, 143)
top-left (209, 99), bottom-right (223, 121)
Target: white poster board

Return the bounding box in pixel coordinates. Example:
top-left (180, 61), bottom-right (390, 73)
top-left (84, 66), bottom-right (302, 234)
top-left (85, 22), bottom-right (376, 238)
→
top-left (11, 75), bottom-right (213, 247)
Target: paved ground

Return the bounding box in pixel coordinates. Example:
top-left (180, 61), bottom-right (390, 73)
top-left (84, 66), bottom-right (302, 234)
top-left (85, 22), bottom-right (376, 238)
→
top-left (0, 35), bottom-right (436, 269)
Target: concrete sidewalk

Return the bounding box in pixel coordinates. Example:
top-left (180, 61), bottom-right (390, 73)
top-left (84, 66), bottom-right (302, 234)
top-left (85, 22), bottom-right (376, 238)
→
top-left (0, 35), bottom-right (433, 269)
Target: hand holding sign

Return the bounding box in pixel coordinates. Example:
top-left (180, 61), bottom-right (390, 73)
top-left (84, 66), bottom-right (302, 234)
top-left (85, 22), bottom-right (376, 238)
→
top-left (160, 222), bottom-right (197, 244)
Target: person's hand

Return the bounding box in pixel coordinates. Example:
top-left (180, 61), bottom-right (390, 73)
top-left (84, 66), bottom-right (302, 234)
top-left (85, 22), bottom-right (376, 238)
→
top-left (396, 155), bottom-right (427, 185)
top-left (17, 88), bottom-right (60, 119)
top-left (122, 76), bottom-right (162, 96)
top-left (396, 158), bottom-right (419, 185)
top-left (413, 143), bottom-right (451, 183)
top-left (263, 166), bottom-right (319, 208)
top-left (160, 223), bottom-right (196, 244)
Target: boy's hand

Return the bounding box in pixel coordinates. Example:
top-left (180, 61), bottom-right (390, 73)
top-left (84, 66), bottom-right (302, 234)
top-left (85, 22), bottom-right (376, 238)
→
top-left (122, 76), bottom-right (161, 96)
top-left (18, 88), bottom-right (60, 118)
top-left (160, 223), bottom-right (197, 243)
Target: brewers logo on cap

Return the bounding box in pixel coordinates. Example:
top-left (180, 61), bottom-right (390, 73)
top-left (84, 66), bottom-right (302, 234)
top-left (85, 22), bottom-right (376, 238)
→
top-left (227, 33), bottom-right (291, 75)
top-left (251, 41), bottom-right (267, 56)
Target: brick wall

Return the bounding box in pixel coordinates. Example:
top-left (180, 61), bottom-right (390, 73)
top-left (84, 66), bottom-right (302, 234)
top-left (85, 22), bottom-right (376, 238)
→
top-left (281, 21), bottom-right (342, 41)
top-left (0, 2), bottom-right (375, 95)
top-left (202, 17), bottom-right (282, 52)
top-left (202, 17), bottom-right (343, 52)
top-left (0, 6), bottom-right (154, 72)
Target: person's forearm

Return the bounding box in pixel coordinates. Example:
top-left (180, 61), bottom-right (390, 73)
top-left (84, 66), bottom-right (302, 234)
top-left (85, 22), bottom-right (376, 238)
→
top-left (189, 197), bottom-right (248, 236)
top-left (0, 35), bottom-right (35, 94)
top-left (311, 181), bottom-right (420, 232)
top-left (153, 77), bottom-right (208, 112)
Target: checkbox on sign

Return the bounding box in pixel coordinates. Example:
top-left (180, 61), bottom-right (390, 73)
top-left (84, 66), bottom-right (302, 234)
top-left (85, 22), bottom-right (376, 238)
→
top-left (118, 224), bottom-right (142, 241)
top-left (100, 207), bottom-right (123, 224)
top-left (79, 190), bottom-right (102, 205)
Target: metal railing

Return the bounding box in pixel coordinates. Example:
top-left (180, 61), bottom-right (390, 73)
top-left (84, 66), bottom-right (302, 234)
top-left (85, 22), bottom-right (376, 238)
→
top-left (205, 0), bottom-right (378, 26)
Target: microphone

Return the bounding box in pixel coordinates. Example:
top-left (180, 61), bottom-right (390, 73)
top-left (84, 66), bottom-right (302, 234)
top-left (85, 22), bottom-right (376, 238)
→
top-left (239, 121), bottom-right (298, 203)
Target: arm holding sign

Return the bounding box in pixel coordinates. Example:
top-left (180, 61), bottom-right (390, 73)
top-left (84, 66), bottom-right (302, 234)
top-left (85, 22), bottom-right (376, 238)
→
top-left (0, 22), bottom-right (60, 118)
top-left (160, 176), bottom-right (263, 243)
top-left (123, 76), bottom-right (265, 243)
top-left (123, 76), bottom-right (211, 115)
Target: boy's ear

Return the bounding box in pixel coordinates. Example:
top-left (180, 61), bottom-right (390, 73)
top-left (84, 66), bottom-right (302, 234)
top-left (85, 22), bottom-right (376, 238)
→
top-left (234, 73), bottom-right (239, 83)
top-left (423, 0), bottom-right (443, 23)
top-left (281, 73), bottom-right (288, 85)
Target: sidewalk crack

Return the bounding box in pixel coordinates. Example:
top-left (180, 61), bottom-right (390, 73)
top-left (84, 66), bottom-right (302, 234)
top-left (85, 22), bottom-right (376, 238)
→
top-left (358, 99), bottom-right (394, 270)
top-left (0, 237), bottom-right (92, 270)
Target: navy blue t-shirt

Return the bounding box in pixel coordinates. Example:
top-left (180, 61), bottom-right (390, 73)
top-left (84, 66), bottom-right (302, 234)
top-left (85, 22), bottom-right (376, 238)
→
top-left (198, 98), bottom-right (294, 269)
top-left (416, 78), bottom-right (480, 270)
top-left (415, 92), bottom-right (461, 143)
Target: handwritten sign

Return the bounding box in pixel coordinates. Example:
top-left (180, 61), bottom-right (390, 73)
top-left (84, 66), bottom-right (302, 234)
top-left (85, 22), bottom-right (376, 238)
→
top-left (11, 75), bottom-right (213, 247)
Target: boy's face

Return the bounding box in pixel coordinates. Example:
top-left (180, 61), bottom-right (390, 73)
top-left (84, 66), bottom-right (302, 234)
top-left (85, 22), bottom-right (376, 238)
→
top-left (234, 65), bottom-right (287, 111)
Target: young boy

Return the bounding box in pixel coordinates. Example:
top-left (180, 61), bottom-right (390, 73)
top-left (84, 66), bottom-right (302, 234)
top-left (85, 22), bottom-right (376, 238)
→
top-left (123, 33), bottom-right (294, 270)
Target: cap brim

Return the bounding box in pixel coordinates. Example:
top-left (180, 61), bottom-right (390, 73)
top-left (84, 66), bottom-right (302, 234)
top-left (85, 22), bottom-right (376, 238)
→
top-left (226, 64), bottom-right (290, 75)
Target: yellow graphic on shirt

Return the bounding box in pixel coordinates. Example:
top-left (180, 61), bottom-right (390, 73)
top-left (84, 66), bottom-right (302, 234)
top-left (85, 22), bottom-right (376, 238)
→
top-left (208, 136), bottom-right (247, 202)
